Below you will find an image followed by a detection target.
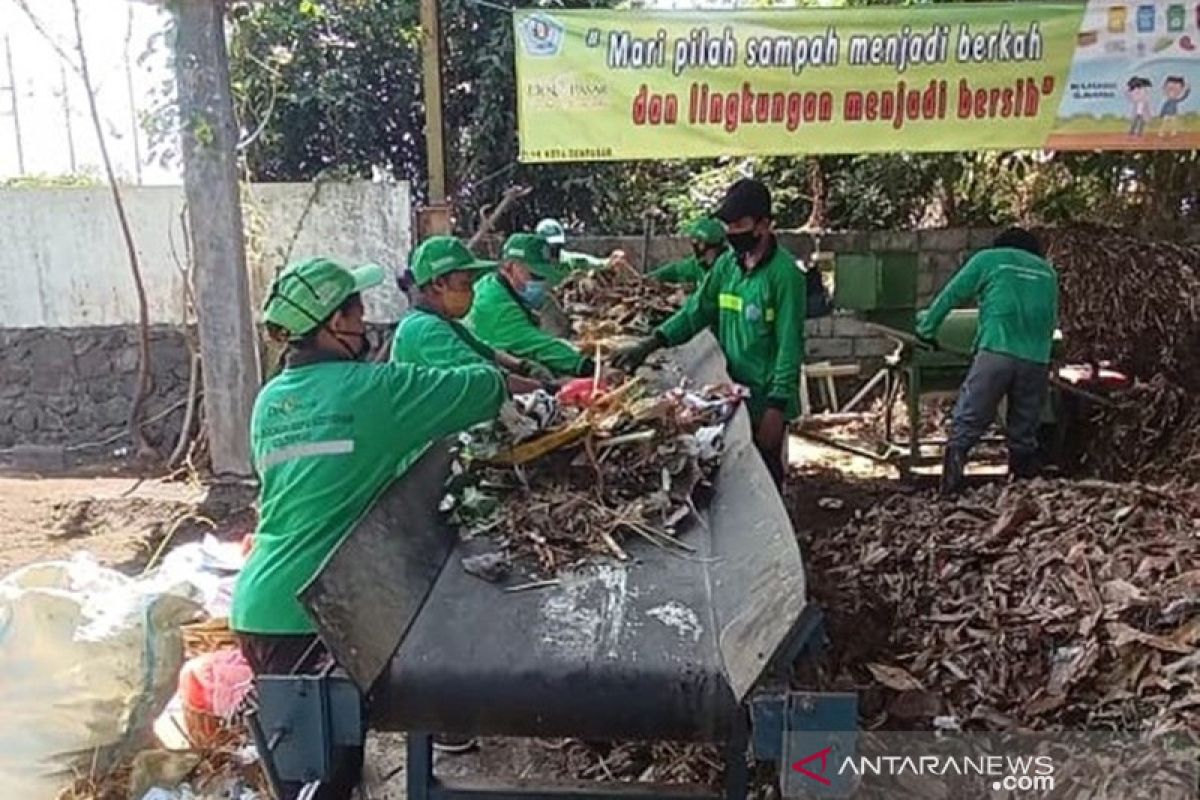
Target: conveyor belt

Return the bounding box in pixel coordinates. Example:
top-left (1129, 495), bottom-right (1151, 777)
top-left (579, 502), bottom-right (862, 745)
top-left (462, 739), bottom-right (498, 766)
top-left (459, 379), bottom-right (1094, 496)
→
top-left (303, 333), bottom-right (807, 743)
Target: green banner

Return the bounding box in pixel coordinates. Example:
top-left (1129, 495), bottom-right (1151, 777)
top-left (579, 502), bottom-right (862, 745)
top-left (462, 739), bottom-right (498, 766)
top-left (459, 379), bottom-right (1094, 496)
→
top-left (514, 1), bottom-right (1199, 162)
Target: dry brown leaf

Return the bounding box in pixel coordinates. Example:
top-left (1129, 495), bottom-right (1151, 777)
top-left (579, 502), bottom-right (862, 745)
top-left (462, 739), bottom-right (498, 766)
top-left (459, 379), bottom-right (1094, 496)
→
top-left (867, 662), bottom-right (925, 692)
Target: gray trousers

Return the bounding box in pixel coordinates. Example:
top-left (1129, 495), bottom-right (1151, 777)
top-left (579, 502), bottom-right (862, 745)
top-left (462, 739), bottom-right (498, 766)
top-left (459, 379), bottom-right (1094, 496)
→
top-left (950, 350), bottom-right (1048, 458)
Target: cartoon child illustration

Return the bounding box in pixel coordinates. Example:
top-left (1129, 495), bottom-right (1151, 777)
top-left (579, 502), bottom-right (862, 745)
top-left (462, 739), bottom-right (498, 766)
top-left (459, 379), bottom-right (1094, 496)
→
top-left (1159, 76), bottom-right (1191, 137)
top-left (1127, 76), bottom-right (1153, 136)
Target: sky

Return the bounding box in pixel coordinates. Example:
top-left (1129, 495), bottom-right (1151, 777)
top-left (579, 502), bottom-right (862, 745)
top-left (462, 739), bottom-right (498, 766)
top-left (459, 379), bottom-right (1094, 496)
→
top-left (0, 0), bottom-right (178, 184)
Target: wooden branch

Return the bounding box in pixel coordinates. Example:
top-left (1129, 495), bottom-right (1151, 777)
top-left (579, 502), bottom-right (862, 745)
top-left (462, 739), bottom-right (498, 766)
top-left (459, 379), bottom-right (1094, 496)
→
top-left (467, 184), bottom-right (531, 251)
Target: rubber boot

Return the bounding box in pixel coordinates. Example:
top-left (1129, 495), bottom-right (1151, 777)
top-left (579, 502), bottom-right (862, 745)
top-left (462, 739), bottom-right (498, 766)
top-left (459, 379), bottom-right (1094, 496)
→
top-left (1008, 451), bottom-right (1040, 481)
top-left (940, 447), bottom-right (967, 496)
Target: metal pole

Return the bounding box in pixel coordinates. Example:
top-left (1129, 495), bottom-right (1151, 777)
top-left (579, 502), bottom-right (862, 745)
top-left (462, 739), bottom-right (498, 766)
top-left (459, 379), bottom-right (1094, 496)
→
top-left (3, 36), bottom-right (25, 174)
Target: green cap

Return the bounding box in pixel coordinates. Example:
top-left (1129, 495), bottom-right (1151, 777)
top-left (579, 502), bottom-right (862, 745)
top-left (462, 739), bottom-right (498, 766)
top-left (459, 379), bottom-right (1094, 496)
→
top-left (502, 233), bottom-right (562, 281)
top-left (263, 257), bottom-right (384, 337)
top-left (535, 218), bottom-right (567, 245)
top-left (682, 217), bottom-right (725, 245)
top-left (410, 236), bottom-right (495, 287)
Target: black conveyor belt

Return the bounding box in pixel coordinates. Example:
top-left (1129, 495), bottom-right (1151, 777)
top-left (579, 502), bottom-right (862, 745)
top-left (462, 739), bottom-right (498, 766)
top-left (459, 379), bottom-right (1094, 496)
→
top-left (305, 333), bottom-right (807, 743)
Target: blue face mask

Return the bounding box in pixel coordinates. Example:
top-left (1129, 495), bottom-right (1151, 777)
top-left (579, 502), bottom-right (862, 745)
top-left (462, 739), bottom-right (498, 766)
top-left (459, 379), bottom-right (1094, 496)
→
top-left (519, 279), bottom-right (548, 309)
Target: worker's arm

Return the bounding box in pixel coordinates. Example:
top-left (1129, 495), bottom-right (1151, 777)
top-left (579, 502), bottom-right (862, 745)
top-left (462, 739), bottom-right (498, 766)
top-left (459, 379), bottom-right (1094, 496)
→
top-left (916, 254), bottom-right (988, 339)
top-left (485, 299), bottom-right (593, 377)
top-left (767, 262), bottom-right (808, 412)
top-left (381, 362), bottom-right (506, 444)
top-left (656, 263), bottom-right (720, 346)
top-left (648, 256), bottom-right (698, 284)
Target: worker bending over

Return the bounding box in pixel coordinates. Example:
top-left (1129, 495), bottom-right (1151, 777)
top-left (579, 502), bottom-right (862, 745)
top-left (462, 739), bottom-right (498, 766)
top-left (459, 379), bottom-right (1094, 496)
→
top-left (537, 217), bottom-right (630, 274)
top-left (917, 227), bottom-right (1059, 495)
top-left (467, 233), bottom-right (596, 378)
top-left (648, 218), bottom-right (728, 285)
top-left (391, 235), bottom-right (554, 394)
top-left (613, 179), bottom-right (806, 485)
top-left (232, 257), bottom-right (508, 799)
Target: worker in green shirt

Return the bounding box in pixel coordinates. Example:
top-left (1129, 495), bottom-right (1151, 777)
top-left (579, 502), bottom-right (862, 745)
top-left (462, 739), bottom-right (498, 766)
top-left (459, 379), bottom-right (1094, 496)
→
top-left (467, 232), bottom-right (596, 378)
top-left (390, 235), bottom-right (555, 393)
top-left (917, 227), bottom-right (1059, 495)
top-left (232, 256), bottom-right (508, 798)
top-left (536, 217), bottom-right (631, 275)
top-left (648, 218), bottom-right (727, 285)
top-left (612, 179), bottom-right (806, 485)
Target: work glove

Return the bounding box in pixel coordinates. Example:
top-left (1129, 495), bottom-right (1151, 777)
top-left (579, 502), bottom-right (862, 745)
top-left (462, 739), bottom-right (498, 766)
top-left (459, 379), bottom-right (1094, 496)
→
top-left (611, 336), bottom-right (660, 372)
top-left (517, 359), bottom-right (556, 383)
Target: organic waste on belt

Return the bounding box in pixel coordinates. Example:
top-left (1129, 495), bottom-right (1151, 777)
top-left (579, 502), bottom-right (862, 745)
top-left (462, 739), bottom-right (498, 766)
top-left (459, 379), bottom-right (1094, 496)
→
top-left (443, 380), bottom-right (746, 578)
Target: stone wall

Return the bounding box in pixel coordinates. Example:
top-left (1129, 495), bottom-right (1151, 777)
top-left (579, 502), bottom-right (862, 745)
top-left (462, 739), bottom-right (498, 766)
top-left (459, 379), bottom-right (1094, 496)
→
top-left (0, 326), bottom-right (192, 451)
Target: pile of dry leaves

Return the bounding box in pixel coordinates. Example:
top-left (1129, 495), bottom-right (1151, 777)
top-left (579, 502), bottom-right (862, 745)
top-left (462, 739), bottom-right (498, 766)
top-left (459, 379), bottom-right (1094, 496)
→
top-left (1045, 227), bottom-right (1200, 481)
top-left (558, 740), bottom-right (724, 787)
top-left (558, 269), bottom-right (690, 345)
top-left (446, 381), bottom-right (742, 578)
top-left (805, 478), bottom-right (1200, 736)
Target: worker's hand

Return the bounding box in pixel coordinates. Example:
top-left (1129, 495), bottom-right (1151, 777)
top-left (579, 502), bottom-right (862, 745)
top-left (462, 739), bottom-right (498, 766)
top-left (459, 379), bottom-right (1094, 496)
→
top-left (611, 336), bottom-right (660, 372)
top-left (755, 407), bottom-right (787, 456)
top-left (506, 374), bottom-right (543, 395)
top-left (518, 359), bottom-right (556, 383)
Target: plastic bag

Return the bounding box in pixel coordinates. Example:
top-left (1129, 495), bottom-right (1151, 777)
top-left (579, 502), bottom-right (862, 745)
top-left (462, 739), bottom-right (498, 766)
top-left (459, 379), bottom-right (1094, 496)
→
top-left (0, 555), bottom-right (202, 799)
top-left (177, 649), bottom-right (253, 718)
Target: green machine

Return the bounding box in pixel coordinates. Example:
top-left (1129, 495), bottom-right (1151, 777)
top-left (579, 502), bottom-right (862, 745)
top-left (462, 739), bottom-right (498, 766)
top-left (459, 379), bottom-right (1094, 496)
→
top-left (830, 251), bottom-right (983, 472)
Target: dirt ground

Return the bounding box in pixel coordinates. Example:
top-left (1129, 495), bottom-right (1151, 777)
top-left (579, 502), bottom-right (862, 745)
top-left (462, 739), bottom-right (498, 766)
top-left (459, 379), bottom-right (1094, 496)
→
top-left (0, 473), bottom-right (256, 575)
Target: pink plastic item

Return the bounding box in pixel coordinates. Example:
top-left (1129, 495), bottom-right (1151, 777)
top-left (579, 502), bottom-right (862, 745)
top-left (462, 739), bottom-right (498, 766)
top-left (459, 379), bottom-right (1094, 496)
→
top-left (178, 648), bottom-right (254, 718)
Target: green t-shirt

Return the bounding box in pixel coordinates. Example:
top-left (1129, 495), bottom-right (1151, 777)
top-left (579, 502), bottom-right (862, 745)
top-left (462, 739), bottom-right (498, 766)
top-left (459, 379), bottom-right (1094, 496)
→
top-left (560, 248), bottom-right (607, 272)
top-left (657, 241), bottom-right (807, 422)
top-left (917, 247), bottom-right (1059, 365)
top-left (391, 307), bottom-right (495, 369)
top-left (465, 272), bottom-right (591, 377)
top-left (231, 356), bottom-right (505, 635)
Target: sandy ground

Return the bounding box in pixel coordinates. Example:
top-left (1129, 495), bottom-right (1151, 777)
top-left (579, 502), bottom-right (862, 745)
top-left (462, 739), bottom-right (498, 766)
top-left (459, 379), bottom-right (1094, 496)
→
top-left (0, 475), bottom-right (258, 575)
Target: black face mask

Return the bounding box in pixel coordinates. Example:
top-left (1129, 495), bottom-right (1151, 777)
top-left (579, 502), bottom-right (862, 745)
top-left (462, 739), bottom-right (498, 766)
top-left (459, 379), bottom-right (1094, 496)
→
top-left (727, 229), bottom-right (760, 255)
top-left (330, 327), bottom-right (371, 361)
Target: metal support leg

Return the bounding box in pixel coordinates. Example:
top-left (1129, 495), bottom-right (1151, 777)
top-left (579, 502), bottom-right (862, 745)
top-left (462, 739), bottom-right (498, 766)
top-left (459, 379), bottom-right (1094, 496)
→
top-left (723, 712), bottom-right (751, 800)
top-left (907, 366), bottom-right (922, 466)
top-left (407, 732), bottom-right (435, 800)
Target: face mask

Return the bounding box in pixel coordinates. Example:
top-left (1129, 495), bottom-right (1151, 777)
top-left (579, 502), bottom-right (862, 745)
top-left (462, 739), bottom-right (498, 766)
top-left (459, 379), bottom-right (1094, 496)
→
top-left (443, 287), bottom-right (474, 318)
top-left (330, 327), bottom-right (370, 360)
top-left (519, 279), bottom-right (548, 309)
top-left (727, 229), bottom-right (760, 255)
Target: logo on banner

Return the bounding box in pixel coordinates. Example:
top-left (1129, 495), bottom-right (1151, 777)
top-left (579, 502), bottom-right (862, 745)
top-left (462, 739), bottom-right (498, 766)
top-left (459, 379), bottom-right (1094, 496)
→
top-left (519, 13), bottom-right (565, 57)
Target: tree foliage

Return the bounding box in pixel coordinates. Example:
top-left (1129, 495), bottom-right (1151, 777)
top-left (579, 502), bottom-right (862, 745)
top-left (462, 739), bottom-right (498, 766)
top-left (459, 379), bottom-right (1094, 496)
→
top-left (228, 1), bottom-right (1199, 238)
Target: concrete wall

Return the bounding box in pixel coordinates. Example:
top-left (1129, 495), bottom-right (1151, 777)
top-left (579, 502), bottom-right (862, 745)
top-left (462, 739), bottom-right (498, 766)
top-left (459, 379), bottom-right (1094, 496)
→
top-left (0, 181), bottom-right (412, 453)
top-left (0, 181), bottom-right (411, 327)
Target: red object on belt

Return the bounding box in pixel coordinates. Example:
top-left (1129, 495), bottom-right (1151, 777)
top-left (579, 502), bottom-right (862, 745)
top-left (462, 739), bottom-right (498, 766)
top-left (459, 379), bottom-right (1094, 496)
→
top-left (557, 377), bottom-right (609, 408)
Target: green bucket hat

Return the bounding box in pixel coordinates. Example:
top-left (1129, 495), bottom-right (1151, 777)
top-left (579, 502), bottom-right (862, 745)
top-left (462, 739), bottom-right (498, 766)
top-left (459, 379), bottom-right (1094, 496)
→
top-left (503, 233), bottom-right (563, 282)
top-left (410, 236), bottom-right (495, 287)
top-left (682, 217), bottom-right (725, 246)
top-left (264, 257), bottom-right (384, 338)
